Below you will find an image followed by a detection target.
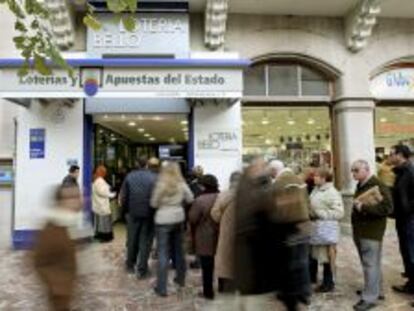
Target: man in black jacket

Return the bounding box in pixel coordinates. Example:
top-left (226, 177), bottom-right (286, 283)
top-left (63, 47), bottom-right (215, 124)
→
top-left (121, 156), bottom-right (159, 278)
top-left (389, 144), bottom-right (414, 294)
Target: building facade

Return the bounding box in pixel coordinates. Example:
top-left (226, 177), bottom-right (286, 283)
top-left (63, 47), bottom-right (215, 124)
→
top-left (1, 0), bottom-right (414, 248)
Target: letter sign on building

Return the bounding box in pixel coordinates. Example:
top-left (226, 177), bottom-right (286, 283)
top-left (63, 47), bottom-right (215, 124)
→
top-left (87, 13), bottom-right (190, 58)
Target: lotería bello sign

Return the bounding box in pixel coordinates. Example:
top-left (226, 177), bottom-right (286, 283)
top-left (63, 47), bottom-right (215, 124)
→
top-left (196, 129), bottom-right (241, 158)
top-left (0, 67), bottom-right (243, 98)
top-left (371, 68), bottom-right (414, 99)
top-left (87, 13), bottom-right (189, 58)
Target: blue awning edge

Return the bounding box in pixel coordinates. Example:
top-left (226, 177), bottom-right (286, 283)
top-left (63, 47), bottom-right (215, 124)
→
top-left (0, 58), bottom-right (252, 68)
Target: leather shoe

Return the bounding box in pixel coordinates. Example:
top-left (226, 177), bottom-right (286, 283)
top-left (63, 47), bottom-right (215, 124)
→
top-left (392, 284), bottom-right (414, 294)
top-left (353, 300), bottom-right (377, 311)
top-left (355, 290), bottom-right (385, 300)
top-left (316, 284), bottom-right (335, 293)
top-left (153, 287), bottom-right (167, 297)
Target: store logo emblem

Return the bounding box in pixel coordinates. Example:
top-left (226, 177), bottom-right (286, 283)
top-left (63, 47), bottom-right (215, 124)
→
top-left (81, 68), bottom-right (103, 97)
top-left (84, 78), bottom-right (99, 97)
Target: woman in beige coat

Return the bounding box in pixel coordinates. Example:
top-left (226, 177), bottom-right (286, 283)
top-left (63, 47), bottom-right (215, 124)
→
top-left (309, 168), bottom-right (344, 292)
top-left (210, 171), bottom-right (241, 293)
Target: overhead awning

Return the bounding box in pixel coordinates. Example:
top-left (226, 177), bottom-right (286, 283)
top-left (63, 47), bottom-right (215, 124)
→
top-left (0, 58), bottom-right (250, 99)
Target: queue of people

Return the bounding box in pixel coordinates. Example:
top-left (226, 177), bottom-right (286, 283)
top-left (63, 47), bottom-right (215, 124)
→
top-left (31, 143), bottom-right (414, 311)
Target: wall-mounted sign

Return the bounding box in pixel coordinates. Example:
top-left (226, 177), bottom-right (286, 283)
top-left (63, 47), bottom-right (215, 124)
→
top-left (196, 129), bottom-right (241, 157)
top-left (0, 165), bottom-right (13, 186)
top-left (29, 128), bottom-right (45, 159)
top-left (371, 68), bottom-right (414, 99)
top-left (87, 13), bottom-right (189, 58)
top-left (0, 67), bottom-right (243, 98)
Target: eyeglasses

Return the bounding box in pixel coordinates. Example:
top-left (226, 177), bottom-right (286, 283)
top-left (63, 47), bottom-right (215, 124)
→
top-left (351, 168), bottom-right (359, 173)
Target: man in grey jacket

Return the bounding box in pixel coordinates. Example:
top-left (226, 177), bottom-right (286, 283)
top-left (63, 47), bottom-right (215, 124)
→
top-left (121, 156), bottom-right (159, 278)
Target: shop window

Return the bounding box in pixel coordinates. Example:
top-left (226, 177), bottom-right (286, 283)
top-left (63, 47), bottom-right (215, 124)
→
top-left (375, 107), bottom-right (414, 158)
top-left (244, 66), bottom-right (266, 96)
top-left (268, 65), bottom-right (299, 96)
top-left (301, 67), bottom-right (330, 96)
top-left (244, 63), bottom-right (330, 97)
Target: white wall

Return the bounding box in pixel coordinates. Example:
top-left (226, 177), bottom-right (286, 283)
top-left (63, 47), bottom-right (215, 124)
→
top-left (14, 100), bottom-right (84, 230)
top-left (193, 101), bottom-right (242, 190)
top-left (0, 188), bottom-right (12, 248)
top-left (0, 9), bottom-right (19, 57)
top-left (0, 102), bottom-right (19, 158)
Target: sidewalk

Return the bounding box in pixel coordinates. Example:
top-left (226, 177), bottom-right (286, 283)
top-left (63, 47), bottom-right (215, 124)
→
top-left (0, 224), bottom-right (412, 310)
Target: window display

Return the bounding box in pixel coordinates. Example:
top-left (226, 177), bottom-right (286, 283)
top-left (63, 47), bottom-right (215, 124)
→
top-left (242, 107), bottom-right (332, 172)
top-left (375, 106), bottom-right (414, 157)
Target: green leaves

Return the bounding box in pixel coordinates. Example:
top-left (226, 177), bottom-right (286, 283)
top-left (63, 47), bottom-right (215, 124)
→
top-left (7, 0), bottom-right (26, 19)
top-left (25, 0), bottom-right (48, 18)
top-left (107, 0), bottom-right (127, 13)
top-left (125, 0), bottom-right (137, 12)
top-left (83, 14), bottom-right (102, 31)
top-left (15, 20), bottom-right (27, 32)
top-left (34, 53), bottom-right (51, 75)
top-left (2, 0), bottom-right (140, 77)
top-left (122, 15), bottom-right (136, 32)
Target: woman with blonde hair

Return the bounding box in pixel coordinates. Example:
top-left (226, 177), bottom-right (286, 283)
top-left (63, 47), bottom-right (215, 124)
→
top-left (309, 167), bottom-right (344, 292)
top-left (92, 165), bottom-right (116, 242)
top-left (151, 161), bottom-right (194, 297)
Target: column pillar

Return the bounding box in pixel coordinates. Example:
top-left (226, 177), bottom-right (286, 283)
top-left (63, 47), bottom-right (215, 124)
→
top-left (333, 99), bottom-right (376, 230)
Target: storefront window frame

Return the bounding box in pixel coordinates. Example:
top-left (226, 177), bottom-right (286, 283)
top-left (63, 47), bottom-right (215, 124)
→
top-left (243, 62), bottom-right (333, 101)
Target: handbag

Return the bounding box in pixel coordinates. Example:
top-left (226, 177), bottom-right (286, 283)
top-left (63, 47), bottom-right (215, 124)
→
top-left (271, 172), bottom-right (310, 224)
top-left (310, 220), bottom-right (340, 245)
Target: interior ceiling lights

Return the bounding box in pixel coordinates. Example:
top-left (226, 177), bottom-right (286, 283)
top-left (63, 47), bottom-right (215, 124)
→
top-left (345, 0), bottom-right (381, 52)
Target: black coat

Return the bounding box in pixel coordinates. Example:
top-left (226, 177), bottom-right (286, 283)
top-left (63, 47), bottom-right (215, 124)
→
top-left (393, 162), bottom-right (414, 217)
top-left (121, 169), bottom-right (157, 218)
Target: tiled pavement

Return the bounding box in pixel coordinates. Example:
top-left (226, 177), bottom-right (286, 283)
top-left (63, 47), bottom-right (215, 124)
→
top-left (0, 224), bottom-right (413, 311)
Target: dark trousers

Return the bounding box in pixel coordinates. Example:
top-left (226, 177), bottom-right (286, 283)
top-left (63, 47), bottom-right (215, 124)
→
top-left (396, 215), bottom-right (414, 287)
top-left (126, 215), bottom-right (154, 276)
top-left (218, 278), bottom-right (235, 293)
top-left (309, 258), bottom-right (334, 287)
top-left (200, 256), bottom-right (215, 299)
top-left (156, 223), bottom-right (186, 295)
top-left (278, 243), bottom-right (311, 311)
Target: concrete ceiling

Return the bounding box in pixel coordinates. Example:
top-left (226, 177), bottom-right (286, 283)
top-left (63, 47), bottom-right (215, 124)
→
top-left (189, 0), bottom-right (414, 18)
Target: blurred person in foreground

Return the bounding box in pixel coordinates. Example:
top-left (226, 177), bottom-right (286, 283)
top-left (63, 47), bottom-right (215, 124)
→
top-left (309, 168), bottom-right (344, 293)
top-left (92, 165), bottom-right (116, 242)
top-left (234, 158), bottom-right (311, 311)
top-left (33, 185), bottom-right (82, 311)
top-left (351, 160), bottom-right (392, 311)
top-left (210, 171), bottom-right (242, 294)
top-left (151, 161), bottom-right (194, 297)
top-left (189, 174), bottom-right (220, 299)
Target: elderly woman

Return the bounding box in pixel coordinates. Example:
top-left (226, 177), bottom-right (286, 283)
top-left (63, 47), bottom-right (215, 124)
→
top-left (189, 174), bottom-right (220, 299)
top-left (309, 168), bottom-right (344, 292)
top-left (210, 171), bottom-right (241, 294)
top-left (92, 165), bottom-right (116, 242)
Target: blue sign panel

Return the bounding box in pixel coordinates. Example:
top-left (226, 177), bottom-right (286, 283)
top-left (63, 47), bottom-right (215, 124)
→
top-left (0, 167), bottom-right (13, 185)
top-left (30, 128), bottom-right (45, 159)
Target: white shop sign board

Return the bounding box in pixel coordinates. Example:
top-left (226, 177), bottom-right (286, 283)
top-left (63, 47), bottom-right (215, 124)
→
top-left (371, 68), bottom-right (414, 99)
top-left (0, 67), bottom-right (243, 98)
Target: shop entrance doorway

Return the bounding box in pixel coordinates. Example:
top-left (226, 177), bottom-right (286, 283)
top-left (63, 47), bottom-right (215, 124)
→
top-left (92, 113), bottom-right (189, 221)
